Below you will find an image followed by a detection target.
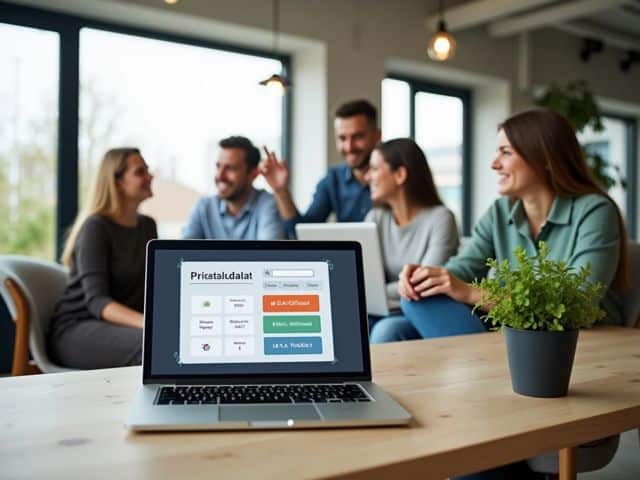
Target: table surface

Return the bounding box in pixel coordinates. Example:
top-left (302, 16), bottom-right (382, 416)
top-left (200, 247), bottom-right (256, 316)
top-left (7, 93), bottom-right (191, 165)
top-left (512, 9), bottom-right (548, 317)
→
top-left (1, 327), bottom-right (639, 480)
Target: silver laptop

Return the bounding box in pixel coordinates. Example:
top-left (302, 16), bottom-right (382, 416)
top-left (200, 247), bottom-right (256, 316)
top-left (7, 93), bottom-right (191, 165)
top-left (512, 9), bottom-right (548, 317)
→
top-left (125, 239), bottom-right (411, 431)
top-left (296, 223), bottom-right (397, 316)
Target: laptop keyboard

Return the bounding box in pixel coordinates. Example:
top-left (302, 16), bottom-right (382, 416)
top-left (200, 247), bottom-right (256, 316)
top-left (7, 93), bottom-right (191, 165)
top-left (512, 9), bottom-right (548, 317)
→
top-left (156, 384), bottom-right (372, 405)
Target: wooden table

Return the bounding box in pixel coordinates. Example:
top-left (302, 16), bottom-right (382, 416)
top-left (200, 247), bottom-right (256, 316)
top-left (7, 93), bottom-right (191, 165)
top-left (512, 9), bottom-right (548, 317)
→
top-left (1, 327), bottom-right (639, 480)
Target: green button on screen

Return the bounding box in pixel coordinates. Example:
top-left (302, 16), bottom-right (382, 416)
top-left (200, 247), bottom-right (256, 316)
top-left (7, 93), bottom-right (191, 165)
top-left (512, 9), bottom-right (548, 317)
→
top-left (263, 315), bottom-right (321, 333)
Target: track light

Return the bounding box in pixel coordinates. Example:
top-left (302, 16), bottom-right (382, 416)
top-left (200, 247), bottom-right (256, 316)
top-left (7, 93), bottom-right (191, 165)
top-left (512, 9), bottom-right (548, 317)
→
top-left (579, 38), bottom-right (603, 62)
top-left (620, 51), bottom-right (640, 73)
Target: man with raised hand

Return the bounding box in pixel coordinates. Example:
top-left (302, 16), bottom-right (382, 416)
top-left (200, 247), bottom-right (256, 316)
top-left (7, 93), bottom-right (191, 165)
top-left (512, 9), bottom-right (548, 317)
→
top-left (261, 99), bottom-right (381, 238)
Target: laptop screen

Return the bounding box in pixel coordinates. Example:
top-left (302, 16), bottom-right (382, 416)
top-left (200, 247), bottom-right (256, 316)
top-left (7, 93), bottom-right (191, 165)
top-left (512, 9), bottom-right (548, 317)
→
top-left (143, 240), bottom-right (370, 382)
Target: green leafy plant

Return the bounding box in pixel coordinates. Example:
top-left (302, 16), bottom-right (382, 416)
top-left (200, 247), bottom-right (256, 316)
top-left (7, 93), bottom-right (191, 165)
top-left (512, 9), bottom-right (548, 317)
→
top-left (535, 80), bottom-right (625, 191)
top-left (473, 242), bottom-right (605, 332)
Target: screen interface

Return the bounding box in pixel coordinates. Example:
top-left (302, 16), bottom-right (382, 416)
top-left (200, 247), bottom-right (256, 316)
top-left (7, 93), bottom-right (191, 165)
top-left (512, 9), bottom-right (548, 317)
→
top-left (148, 247), bottom-right (366, 377)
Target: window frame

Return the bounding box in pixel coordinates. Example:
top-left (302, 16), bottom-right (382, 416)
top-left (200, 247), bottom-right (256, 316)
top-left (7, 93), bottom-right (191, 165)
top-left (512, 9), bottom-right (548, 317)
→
top-left (600, 111), bottom-right (638, 239)
top-left (0, 1), bottom-right (292, 257)
top-left (386, 74), bottom-right (472, 235)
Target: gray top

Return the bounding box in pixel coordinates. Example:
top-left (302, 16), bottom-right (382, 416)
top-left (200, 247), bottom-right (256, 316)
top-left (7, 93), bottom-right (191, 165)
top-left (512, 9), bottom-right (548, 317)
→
top-left (50, 214), bottom-right (157, 334)
top-left (365, 206), bottom-right (459, 302)
top-left (182, 188), bottom-right (284, 240)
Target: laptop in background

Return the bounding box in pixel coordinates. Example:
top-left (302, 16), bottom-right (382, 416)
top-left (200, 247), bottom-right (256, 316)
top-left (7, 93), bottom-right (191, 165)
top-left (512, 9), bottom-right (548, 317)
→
top-left (296, 223), bottom-right (397, 316)
top-left (125, 240), bottom-right (411, 431)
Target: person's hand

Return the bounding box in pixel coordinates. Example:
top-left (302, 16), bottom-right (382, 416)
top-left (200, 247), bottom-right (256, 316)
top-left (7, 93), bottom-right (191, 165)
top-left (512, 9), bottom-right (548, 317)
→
top-left (407, 266), bottom-right (478, 305)
top-left (260, 147), bottom-right (290, 193)
top-left (398, 264), bottom-right (421, 301)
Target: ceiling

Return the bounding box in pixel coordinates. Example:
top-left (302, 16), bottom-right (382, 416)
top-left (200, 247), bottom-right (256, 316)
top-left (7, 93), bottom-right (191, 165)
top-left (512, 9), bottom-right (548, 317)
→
top-left (427, 0), bottom-right (640, 52)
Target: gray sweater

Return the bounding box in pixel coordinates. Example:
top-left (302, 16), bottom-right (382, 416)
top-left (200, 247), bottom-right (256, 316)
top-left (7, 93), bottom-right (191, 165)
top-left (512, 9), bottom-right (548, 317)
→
top-left (50, 214), bottom-right (157, 335)
top-left (365, 206), bottom-right (459, 302)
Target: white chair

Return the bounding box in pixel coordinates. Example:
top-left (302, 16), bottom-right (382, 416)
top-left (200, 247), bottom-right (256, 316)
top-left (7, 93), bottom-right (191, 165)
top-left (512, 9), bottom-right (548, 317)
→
top-left (527, 241), bottom-right (640, 476)
top-left (0, 255), bottom-right (76, 374)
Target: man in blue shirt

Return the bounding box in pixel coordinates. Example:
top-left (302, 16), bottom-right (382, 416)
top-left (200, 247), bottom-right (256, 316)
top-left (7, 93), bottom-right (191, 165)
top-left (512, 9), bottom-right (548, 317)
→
top-left (261, 100), bottom-right (381, 237)
top-left (182, 136), bottom-right (284, 240)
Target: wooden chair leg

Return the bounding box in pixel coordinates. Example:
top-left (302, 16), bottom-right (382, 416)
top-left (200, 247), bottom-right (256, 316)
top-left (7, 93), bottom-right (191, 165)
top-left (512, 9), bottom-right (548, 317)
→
top-left (558, 447), bottom-right (577, 480)
top-left (5, 278), bottom-right (40, 376)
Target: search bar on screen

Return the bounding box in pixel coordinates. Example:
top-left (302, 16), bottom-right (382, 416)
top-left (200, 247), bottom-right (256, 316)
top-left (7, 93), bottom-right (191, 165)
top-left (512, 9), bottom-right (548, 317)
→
top-left (268, 269), bottom-right (315, 278)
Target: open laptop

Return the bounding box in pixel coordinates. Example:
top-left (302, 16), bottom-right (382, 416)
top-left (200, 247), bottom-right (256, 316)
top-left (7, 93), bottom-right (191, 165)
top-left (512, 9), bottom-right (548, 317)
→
top-left (296, 223), bottom-right (397, 316)
top-left (125, 239), bottom-right (411, 431)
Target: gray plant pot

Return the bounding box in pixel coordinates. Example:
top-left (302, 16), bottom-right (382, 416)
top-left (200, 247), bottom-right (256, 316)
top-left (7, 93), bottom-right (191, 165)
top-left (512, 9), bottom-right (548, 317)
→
top-left (504, 326), bottom-right (579, 398)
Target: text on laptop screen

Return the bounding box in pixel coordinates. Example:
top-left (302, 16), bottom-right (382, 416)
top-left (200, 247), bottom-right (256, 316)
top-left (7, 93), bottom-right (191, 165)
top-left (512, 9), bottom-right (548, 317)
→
top-left (180, 261), bottom-right (335, 364)
top-left (149, 248), bottom-right (366, 377)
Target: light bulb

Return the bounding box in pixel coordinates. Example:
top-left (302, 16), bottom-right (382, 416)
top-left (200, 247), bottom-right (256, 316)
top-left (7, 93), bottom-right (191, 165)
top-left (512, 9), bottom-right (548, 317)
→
top-left (164, 0), bottom-right (179, 4)
top-left (267, 80), bottom-right (285, 95)
top-left (259, 74), bottom-right (289, 95)
top-left (427, 22), bottom-right (456, 61)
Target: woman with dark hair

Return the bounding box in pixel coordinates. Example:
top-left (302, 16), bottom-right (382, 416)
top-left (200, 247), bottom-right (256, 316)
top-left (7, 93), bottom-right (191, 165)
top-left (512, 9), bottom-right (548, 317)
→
top-left (390, 108), bottom-right (628, 480)
top-left (363, 138), bottom-right (459, 343)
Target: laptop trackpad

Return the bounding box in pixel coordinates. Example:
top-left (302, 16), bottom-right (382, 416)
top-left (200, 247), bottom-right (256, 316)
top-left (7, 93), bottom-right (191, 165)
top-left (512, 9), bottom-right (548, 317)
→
top-left (220, 405), bottom-right (320, 423)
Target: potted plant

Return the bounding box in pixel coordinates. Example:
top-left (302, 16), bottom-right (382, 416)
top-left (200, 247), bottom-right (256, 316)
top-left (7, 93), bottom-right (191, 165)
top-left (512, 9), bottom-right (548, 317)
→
top-left (473, 242), bottom-right (605, 398)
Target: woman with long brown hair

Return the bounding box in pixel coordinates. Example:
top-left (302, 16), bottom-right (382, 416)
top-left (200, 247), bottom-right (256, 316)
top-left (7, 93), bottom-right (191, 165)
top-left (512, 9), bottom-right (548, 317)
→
top-left (394, 109), bottom-right (628, 479)
top-left (363, 138), bottom-right (459, 343)
top-left (48, 148), bottom-right (157, 369)
top-left (396, 107), bottom-right (627, 338)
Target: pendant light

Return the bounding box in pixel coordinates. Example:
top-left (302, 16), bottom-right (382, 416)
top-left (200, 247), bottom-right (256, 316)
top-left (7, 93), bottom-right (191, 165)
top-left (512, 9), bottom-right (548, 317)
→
top-left (259, 0), bottom-right (290, 93)
top-left (427, 0), bottom-right (456, 62)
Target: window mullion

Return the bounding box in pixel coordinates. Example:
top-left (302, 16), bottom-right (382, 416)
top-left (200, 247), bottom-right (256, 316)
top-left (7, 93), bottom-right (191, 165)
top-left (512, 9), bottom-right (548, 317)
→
top-left (56, 23), bottom-right (80, 259)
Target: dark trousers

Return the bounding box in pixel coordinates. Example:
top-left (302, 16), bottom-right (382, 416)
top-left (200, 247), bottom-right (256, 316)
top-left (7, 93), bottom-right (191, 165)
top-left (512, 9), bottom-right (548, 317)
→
top-left (49, 319), bottom-right (142, 369)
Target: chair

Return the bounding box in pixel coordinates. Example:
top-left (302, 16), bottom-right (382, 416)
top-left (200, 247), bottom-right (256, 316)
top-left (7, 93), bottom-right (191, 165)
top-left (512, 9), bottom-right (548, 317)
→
top-left (0, 255), bottom-right (76, 374)
top-left (621, 242), bottom-right (640, 329)
top-left (527, 241), bottom-right (640, 477)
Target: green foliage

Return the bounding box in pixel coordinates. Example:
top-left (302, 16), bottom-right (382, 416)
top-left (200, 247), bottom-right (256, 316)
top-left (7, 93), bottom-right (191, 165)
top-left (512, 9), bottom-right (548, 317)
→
top-left (535, 80), bottom-right (603, 133)
top-left (535, 80), bottom-right (625, 192)
top-left (0, 151), bottom-right (56, 260)
top-left (473, 242), bottom-right (605, 332)
top-left (585, 151), bottom-right (627, 192)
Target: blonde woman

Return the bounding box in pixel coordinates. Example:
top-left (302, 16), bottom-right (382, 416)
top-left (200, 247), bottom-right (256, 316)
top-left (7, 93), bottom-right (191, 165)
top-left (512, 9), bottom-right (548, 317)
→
top-left (48, 148), bottom-right (156, 369)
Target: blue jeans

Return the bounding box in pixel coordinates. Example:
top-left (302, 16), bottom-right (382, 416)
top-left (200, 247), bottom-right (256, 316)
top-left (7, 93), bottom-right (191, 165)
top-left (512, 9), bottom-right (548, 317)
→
top-left (368, 314), bottom-right (420, 343)
top-left (400, 294), bottom-right (488, 338)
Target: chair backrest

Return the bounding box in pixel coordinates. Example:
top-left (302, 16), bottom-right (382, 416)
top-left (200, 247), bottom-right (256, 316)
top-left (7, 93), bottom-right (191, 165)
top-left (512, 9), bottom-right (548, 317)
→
top-left (621, 242), bottom-right (640, 328)
top-left (0, 255), bottom-right (74, 373)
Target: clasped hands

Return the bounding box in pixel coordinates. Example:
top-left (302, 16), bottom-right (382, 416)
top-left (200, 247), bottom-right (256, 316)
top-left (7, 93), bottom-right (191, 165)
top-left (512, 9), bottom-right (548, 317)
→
top-left (398, 265), bottom-right (480, 305)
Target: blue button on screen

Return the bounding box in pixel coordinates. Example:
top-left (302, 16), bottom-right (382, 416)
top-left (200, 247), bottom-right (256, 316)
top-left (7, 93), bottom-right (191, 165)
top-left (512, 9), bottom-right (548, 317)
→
top-left (264, 337), bottom-right (323, 355)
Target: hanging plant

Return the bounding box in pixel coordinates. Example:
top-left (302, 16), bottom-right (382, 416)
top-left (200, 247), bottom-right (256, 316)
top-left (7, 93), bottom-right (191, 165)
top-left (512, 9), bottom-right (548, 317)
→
top-left (534, 80), bottom-right (625, 191)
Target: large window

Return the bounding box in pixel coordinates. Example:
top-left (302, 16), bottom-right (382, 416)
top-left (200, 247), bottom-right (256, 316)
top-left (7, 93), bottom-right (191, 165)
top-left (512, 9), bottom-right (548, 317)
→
top-left (79, 28), bottom-right (285, 238)
top-left (382, 76), bottom-right (471, 234)
top-left (0, 3), bottom-right (290, 256)
top-left (579, 114), bottom-right (638, 238)
top-left (0, 22), bottom-right (59, 259)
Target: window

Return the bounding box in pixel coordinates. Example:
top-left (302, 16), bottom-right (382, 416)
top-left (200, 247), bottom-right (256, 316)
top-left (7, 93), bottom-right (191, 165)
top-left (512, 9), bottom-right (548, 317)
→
top-left (79, 28), bottom-right (285, 238)
top-left (381, 76), bottom-right (471, 234)
top-left (0, 4), bottom-right (290, 257)
top-left (579, 114), bottom-right (638, 238)
top-left (0, 22), bottom-right (59, 259)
